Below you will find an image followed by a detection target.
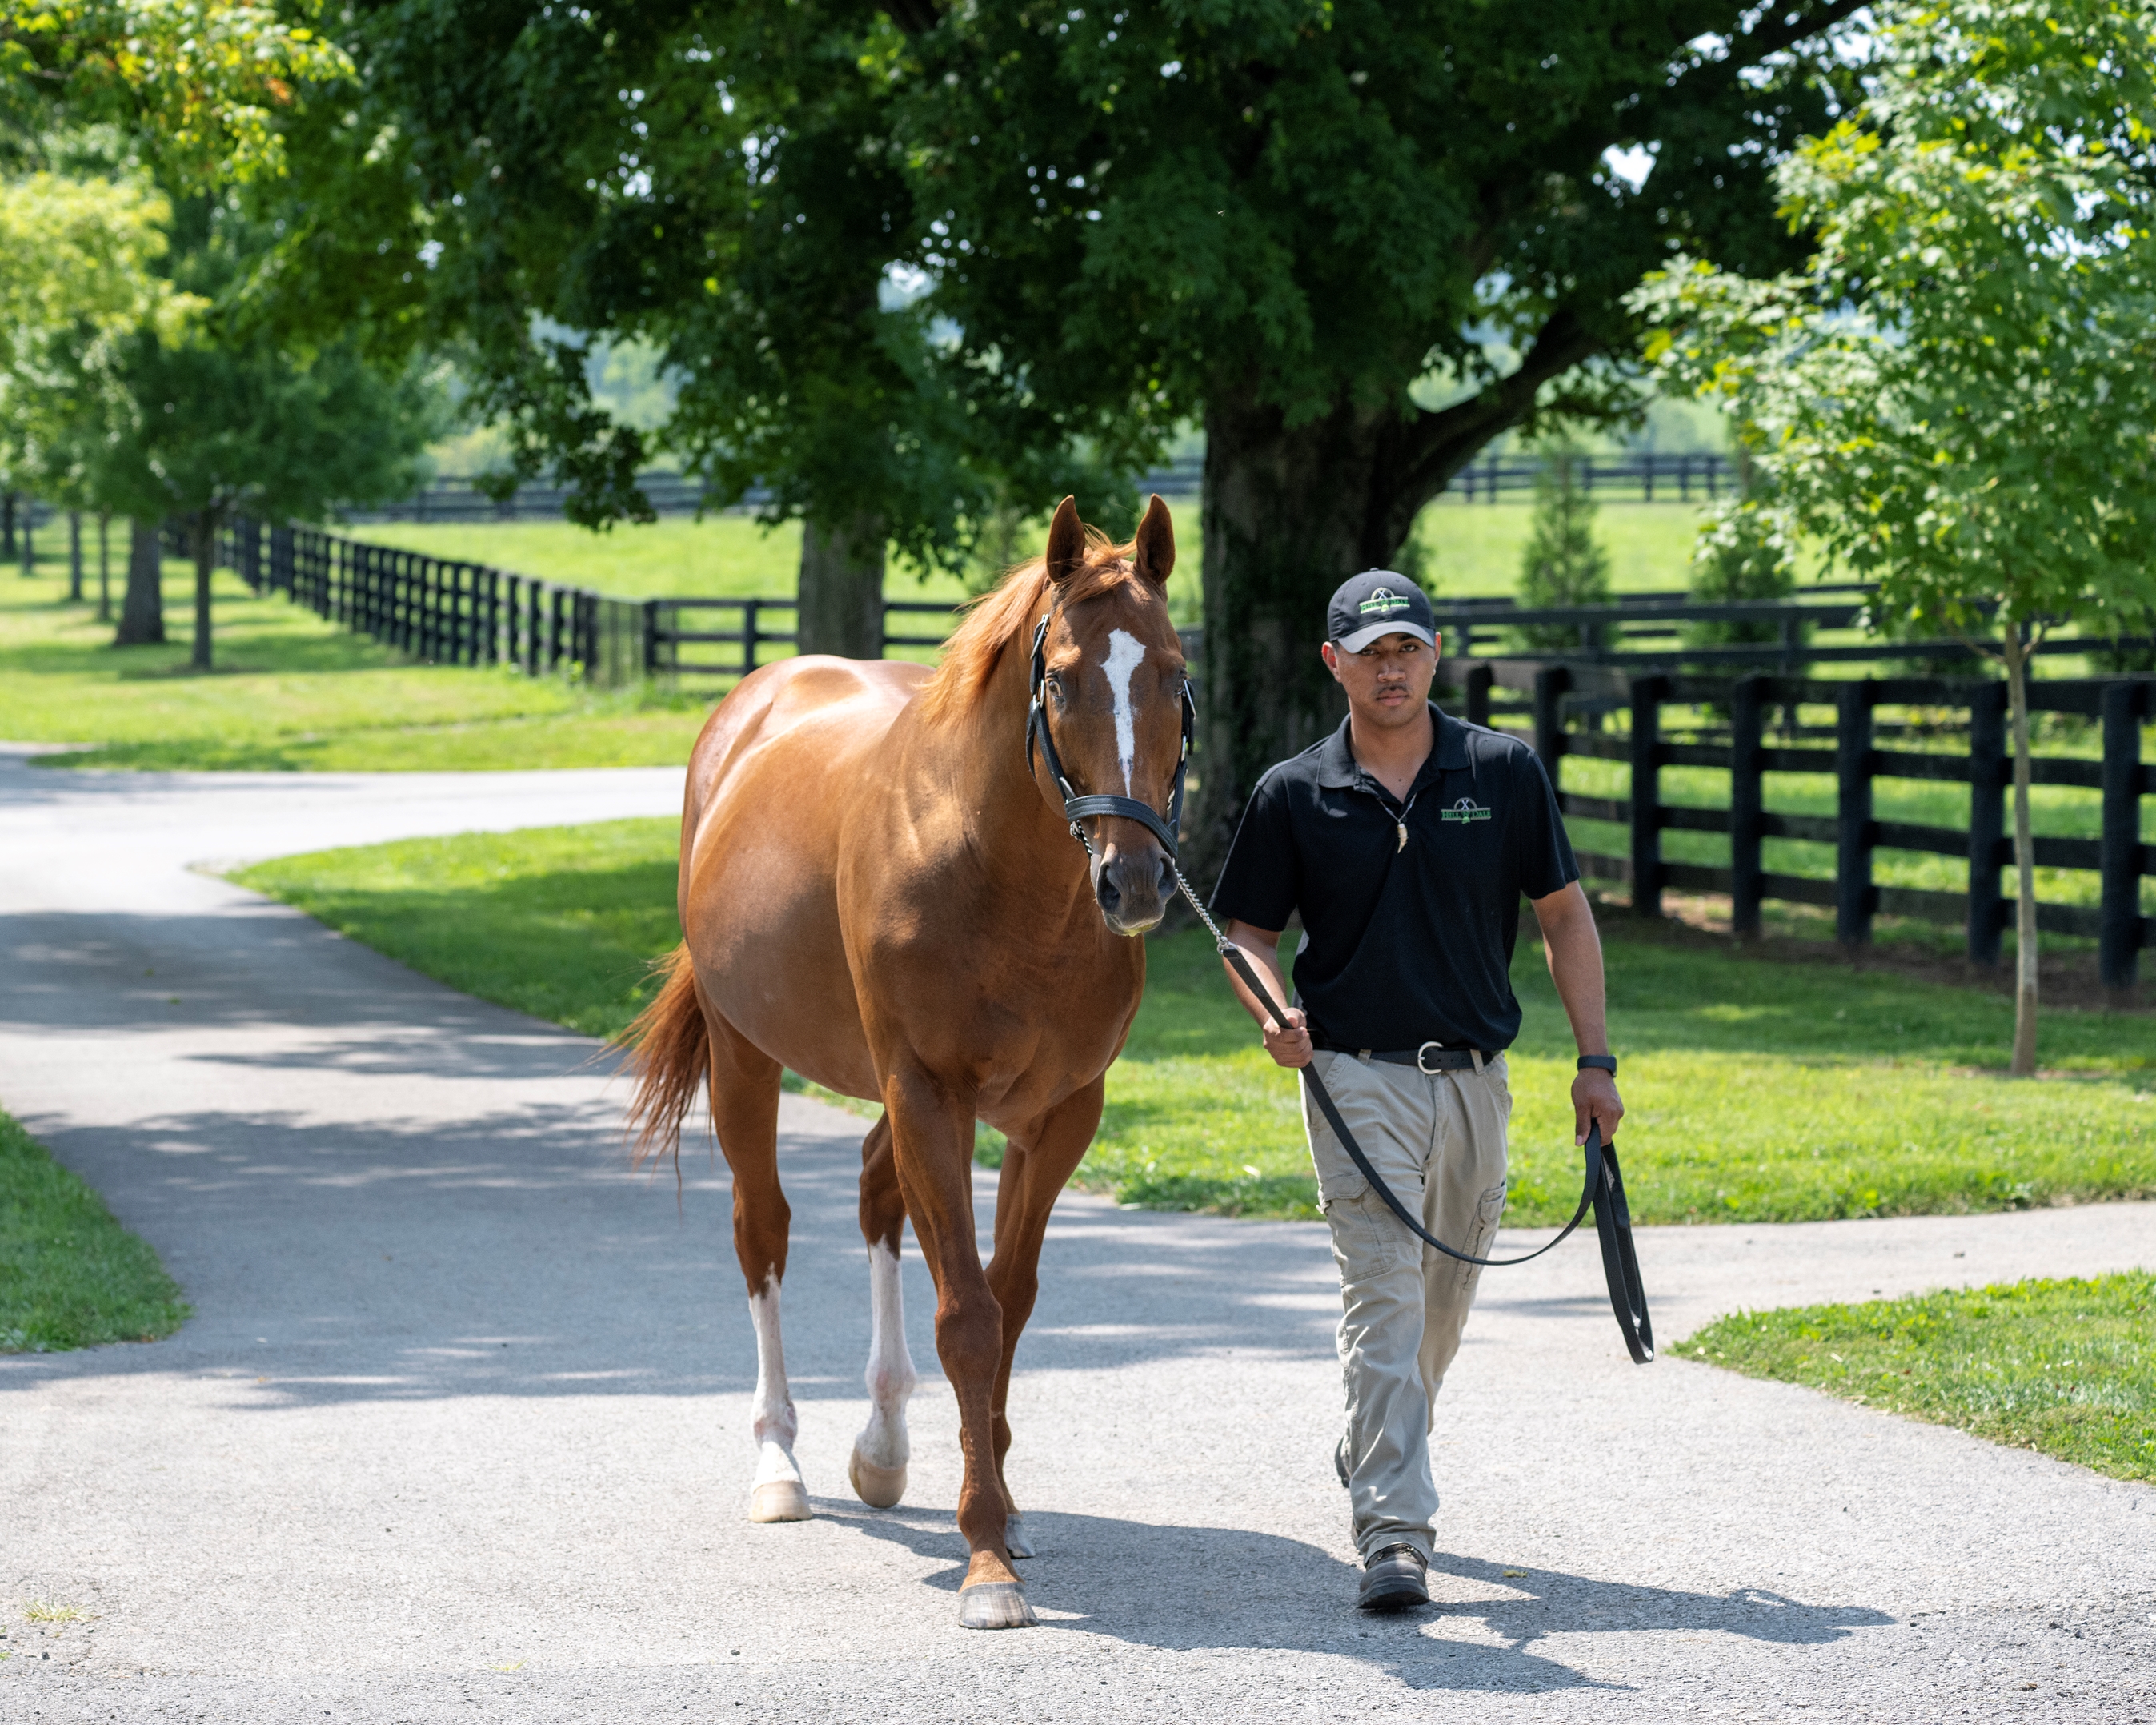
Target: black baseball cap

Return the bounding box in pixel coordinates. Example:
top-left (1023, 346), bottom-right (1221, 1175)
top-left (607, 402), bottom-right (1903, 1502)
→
top-left (1328, 571), bottom-right (1435, 653)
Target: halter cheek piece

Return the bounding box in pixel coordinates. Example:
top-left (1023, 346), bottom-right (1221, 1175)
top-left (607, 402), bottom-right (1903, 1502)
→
top-left (1025, 611), bottom-right (1197, 860)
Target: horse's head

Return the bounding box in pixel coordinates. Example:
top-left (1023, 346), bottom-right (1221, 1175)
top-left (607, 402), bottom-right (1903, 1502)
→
top-left (1032, 494), bottom-right (1190, 937)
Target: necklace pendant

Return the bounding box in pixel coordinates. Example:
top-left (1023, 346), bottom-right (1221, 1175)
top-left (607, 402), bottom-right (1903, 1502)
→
top-left (1397, 821), bottom-right (1408, 852)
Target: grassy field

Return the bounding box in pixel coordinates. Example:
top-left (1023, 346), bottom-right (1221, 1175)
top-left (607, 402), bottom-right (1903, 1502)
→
top-left (1, 1107), bottom-right (190, 1353)
top-left (350, 496), bottom-right (1722, 617)
top-left (233, 820), bottom-right (2156, 1227)
top-left (1675, 1274), bottom-right (2156, 1482)
top-left (0, 549), bottom-right (715, 770)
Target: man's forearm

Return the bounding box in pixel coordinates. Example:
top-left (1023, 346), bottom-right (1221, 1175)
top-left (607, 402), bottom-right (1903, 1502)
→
top-left (1536, 888), bottom-right (1611, 1055)
top-left (1220, 919), bottom-right (1292, 1027)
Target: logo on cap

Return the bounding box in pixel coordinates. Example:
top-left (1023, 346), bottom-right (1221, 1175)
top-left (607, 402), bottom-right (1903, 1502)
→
top-left (1357, 588), bottom-right (1412, 618)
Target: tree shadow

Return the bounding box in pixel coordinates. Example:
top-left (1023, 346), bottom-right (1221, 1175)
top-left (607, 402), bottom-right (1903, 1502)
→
top-left (817, 1502), bottom-right (1894, 1694)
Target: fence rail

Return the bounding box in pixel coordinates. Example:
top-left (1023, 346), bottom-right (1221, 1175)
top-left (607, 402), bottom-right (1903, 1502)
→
top-left (1450, 661), bottom-right (2154, 993)
top-left (322, 450), bottom-right (1727, 527)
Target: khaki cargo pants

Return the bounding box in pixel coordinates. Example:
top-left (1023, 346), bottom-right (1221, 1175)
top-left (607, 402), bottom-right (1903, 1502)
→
top-left (1303, 1048), bottom-right (1510, 1563)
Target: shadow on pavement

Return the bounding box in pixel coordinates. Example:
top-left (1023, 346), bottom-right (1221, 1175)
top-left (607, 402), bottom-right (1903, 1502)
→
top-left (820, 1502), bottom-right (1894, 1693)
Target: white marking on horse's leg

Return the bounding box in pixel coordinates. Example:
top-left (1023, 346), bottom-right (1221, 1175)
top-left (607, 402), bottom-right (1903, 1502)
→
top-left (849, 1240), bottom-right (917, 1507)
top-left (747, 1273), bottom-right (810, 1521)
top-left (1102, 628), bottom-right (1148, 795)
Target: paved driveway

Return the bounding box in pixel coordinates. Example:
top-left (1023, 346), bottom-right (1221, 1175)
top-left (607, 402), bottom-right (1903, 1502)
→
top-left (2, 748), bottom-right (2150, 1722)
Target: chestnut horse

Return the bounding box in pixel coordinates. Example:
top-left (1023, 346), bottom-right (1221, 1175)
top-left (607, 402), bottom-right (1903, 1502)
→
top-left (622, 496), bottom-right (1188, 1629)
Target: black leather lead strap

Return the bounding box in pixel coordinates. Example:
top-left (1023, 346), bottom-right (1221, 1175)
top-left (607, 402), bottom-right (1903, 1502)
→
top-left (1213, 937), bottom-right (1653, 1364)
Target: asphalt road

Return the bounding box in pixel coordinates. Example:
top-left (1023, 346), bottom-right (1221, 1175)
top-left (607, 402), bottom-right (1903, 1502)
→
top-left (2, 746), bottom-right (2151, 1723)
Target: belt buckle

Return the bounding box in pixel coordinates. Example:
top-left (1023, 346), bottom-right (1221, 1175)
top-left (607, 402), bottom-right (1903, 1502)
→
top-left (1415, 1041), bottom-right (1445, 1075)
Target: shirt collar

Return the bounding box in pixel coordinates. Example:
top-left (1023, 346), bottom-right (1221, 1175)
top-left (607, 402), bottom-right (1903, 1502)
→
top-left (1315, 704), bottom-right (1469, 792)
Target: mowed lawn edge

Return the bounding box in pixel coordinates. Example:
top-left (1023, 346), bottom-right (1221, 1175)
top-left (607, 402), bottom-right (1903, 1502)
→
top-left (231, 820), bottom-right (2156, 1228)
top-left (1674, 1274), bottom-right (2156, 1483)
top-left (0, 1107), bottom-right (191, 1354)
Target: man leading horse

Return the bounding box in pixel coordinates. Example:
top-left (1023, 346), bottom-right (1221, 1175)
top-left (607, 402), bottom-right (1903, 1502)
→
top-left (1208, 571), bottom-right (1625, 1612)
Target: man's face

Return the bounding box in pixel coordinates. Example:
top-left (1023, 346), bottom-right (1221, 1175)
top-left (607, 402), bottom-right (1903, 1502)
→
top-left (1320, 631), bottom-right (1439, 728)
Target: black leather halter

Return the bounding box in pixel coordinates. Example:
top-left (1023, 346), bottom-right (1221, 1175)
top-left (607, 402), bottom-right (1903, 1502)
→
top-left (1025, 610), bottom-right (1196, 859)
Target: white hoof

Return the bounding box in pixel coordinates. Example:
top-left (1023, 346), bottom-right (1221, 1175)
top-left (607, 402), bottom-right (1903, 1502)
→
top-left (1003, 1512), bottom-right (1036, 1560)
top-left (958, 1581), bottom-right (1036, 1630)
top-left (848, 1447), bottom-right (908, 1509)
top-left (748, 1480), bottom-right (812, 1523)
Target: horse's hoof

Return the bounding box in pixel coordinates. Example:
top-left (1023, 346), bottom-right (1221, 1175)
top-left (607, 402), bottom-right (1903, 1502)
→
top-left (848, 1449), bottom-right (907, 1510)
top-left (748, 1480), bottom-right (812, 1523)
top-left (958, 1582), bottom-right (1036, 1631)
top-left (1003, 1512), bottom-right (1036, 1560)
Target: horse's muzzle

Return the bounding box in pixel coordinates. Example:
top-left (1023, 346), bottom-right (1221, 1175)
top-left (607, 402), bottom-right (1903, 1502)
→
top-left (1092, 843), bottom-right (1174, 936)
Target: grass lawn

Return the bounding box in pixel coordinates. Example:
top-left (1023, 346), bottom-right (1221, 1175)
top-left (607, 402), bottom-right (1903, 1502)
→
top-left (0, 550), bottom-right (716, 770)
top-left (353, 497), bottom-right (1722, 620)
top-left (1, 1106), bottom-right (190, 1353)
top-left (233, 820), bottom-right (2156, 1227)
top-left (1674, 1274), bottom-right (2156, 1483)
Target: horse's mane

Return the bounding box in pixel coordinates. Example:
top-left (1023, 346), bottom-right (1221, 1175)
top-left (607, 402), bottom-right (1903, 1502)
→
top-left (918, 528), bottom-right (1136, 724)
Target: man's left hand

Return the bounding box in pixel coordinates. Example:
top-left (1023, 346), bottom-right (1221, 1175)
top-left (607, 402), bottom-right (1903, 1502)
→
top-left (1573, 1068), bottom-right (1623, 1147)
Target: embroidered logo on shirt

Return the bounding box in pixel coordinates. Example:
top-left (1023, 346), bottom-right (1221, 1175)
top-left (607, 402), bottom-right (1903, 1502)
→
top-left (1441, 797), bottom-right (1493, 824)
top-left (1357, 588), bottom-right (1411, 617)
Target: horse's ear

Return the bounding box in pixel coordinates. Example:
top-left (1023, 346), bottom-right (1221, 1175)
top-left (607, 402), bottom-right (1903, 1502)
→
top-left (1132, 493), bottom-right (1175, 591)
top-left (1044, 495), bottom-right (1086, 587)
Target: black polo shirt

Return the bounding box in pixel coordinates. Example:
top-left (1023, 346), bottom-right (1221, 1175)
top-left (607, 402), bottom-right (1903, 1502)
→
top-left (1208, 705), bottom-right (1579, 1053)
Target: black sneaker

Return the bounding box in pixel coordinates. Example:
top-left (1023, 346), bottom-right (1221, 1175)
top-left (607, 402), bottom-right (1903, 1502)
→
top-left (1357, 1543), bottom-right (1429, 1612)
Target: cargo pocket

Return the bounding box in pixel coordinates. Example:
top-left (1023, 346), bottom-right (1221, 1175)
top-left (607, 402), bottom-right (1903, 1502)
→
top-left (1453, 1181), bottom-right (1509, 1291)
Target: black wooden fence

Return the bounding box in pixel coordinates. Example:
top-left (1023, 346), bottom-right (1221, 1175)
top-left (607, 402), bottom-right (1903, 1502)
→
top-left (1452, 661), bottom-right (2154, 993)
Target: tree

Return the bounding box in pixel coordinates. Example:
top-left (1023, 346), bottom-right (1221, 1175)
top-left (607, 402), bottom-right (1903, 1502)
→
top-left (1513, 444), bottom-right (1613, 653)
top-left (1685, 499), bottom-right (1800, 651)
top-left (311, 3), bottom-right (1865, 751)
top-left (94, 322), bottom-right (436, 668)
top-left (1633, 0), bottom-right (2156, 1074)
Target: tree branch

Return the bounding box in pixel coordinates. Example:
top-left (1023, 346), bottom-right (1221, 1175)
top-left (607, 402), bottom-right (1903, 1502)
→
top-left (1389, 307), bottom-right (1601, 514)
top-left (880, 0), bottom-right (940, 35)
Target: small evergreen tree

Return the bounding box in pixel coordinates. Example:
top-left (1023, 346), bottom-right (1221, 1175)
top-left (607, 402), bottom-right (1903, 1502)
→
top-left (1685, 499), bottom-right (1800, 649)
top-left (1513, 444), bottom-right (1613, 653)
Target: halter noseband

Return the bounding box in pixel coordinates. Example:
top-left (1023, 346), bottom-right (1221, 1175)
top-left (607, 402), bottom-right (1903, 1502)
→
top-left (1025, 610), bottom-right (1196, 860)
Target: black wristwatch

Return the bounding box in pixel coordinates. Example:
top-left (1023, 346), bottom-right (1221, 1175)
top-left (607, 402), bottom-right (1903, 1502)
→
top-left (1577, 1054), bottom-right (1618, 1077)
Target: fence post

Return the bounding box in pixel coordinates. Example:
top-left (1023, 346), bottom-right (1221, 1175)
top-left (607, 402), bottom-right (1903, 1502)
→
top-left (742, 600), bottom-right (760, 677)
top-left (1629, 672), bottom-right (1665, 919)
top-left (1836, 680), bottom-right (1876, 949)
top-left (1465, 663), bottom-right (1493, 729)
top-left (1966, 681), bottom-right (2006, 965)
top-left (642, 599), bottom-right (661, 679)
top-left (1531, 665), bottom-right (1569, 784)
top-left (1642, 451), bottom-right (1655, 504)
top-left (2099, 679), bottom-right (2146, 1002)
top-left (1730, 676), bottom-right (1766, 937)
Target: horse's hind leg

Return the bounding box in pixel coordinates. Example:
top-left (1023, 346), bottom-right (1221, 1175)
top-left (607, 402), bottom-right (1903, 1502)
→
top-left (703, 1008), bottom-right (810, 1524)
top-left (848, 1114), bottom-right (918, 1509)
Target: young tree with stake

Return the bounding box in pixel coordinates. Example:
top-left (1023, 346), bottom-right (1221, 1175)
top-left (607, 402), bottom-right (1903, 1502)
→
top-left (1633, 0), bottom-right (2156, 1075)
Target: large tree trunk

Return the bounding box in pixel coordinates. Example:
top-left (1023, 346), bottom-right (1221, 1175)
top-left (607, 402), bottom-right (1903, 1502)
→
top-left (95, 512), bottom-right (110, 623)
top-left (2002, 624), bottom-right (2039, 1077)
top-left (114, 519), bottom-right (166, 645)
top-left (795, 511), bottom-right (885, 659)
top-left (67, 511), bottom-right (82, 601)
top-left (190, 508), bottom-right (217, 672)
top-left (1187, 388), bottom-right (1474, 883)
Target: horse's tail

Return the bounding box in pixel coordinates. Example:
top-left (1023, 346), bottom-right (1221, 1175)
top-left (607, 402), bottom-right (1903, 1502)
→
top-left (615, 942), bottom-right (710, 1170)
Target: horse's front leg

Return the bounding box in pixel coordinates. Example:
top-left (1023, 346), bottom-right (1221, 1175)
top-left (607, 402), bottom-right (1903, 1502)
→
top-left (881, 1064), bottom-right (1032, 1630)
top-left (984, 1081), bottom-right (1104, 1564)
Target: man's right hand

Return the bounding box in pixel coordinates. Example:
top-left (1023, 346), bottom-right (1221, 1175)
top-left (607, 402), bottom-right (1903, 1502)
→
top-left (1263, 1005), bottom-right (1313, 1069)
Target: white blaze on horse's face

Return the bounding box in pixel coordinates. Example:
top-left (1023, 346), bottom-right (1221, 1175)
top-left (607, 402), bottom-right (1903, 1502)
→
top-left (1101, 628), bottom-right (1148, 795)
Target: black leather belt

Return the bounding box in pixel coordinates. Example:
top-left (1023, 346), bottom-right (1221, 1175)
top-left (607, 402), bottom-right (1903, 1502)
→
top-left (1312, 1040), bottom-right (1494, 1073)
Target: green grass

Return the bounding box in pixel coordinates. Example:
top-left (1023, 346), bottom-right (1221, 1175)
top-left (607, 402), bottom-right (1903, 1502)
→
top-left (1674, 1274), bottom-right (2156, 1482)
top-left (232, 820), bottom-right (2156, 1226)
top-left (353, 497), bottom-right (1722, 618)
top-left (0, 551), bottom-right (716, 770)
top-left (1, 1106), bottom-right (190, 1353)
